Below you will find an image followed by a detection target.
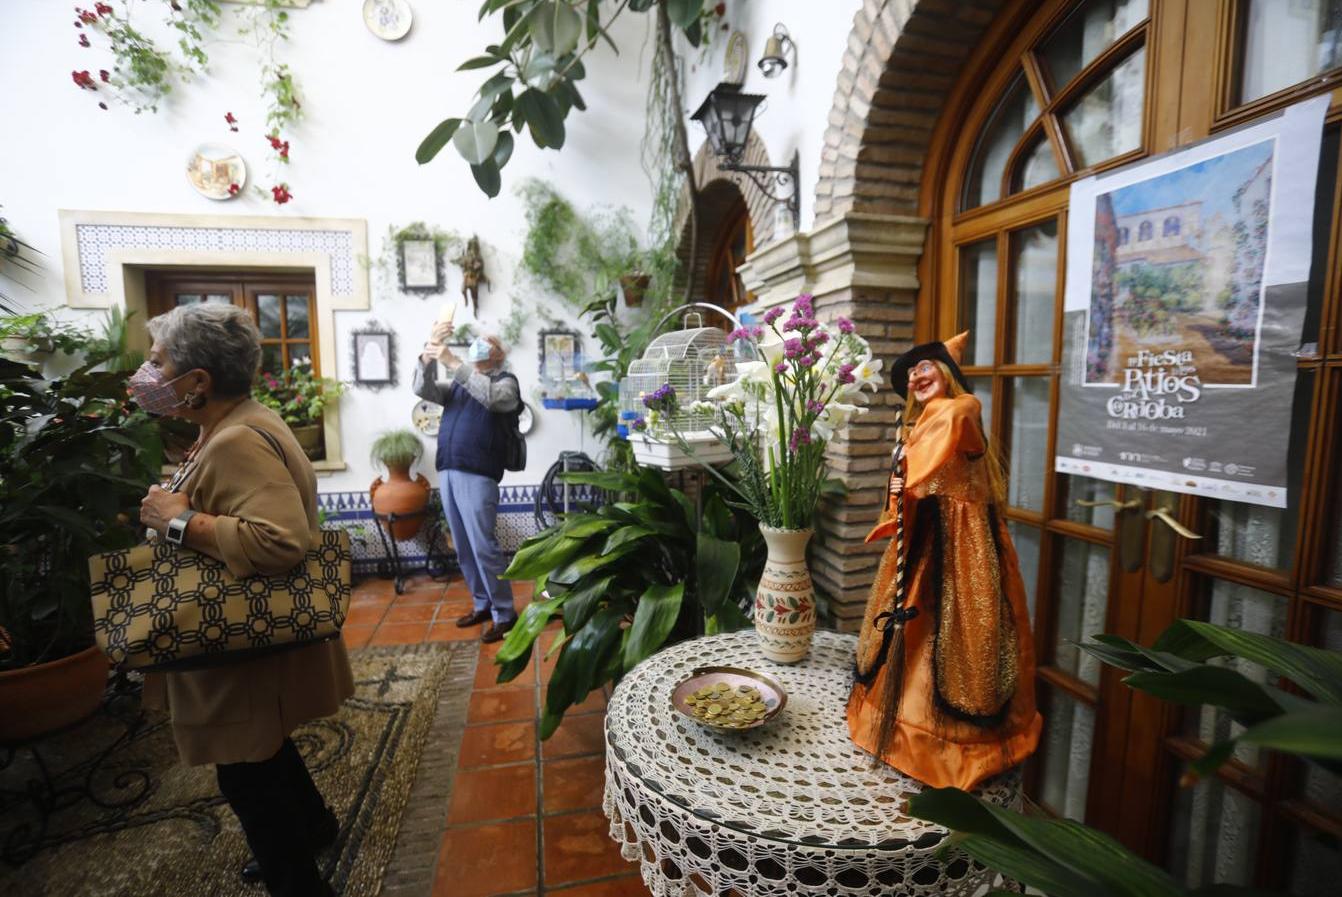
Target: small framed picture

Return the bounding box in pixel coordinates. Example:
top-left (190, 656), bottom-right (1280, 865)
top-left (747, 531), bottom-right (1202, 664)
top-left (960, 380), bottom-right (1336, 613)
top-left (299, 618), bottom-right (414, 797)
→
top-left (352, 327), bottom-right (395, 388)
top-left (399, 238), bottom-right (443, 294)
top-left (539, 329), bottom-right (580, 383)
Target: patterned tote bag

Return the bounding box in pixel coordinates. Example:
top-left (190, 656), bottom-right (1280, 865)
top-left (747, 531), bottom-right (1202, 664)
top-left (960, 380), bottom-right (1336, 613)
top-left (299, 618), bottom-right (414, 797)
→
top-left (88, 530), bottom-right (352, 671)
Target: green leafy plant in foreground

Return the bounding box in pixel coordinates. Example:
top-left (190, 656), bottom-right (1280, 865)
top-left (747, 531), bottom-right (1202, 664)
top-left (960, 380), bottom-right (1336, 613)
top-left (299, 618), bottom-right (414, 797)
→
top-left (494, 464), bottom-right (764, 737)
top-left (907, 619), bottom-right (1342, 896)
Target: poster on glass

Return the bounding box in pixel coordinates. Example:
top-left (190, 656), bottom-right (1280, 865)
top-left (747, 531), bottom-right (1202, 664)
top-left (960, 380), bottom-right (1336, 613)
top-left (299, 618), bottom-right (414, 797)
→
top-left (1055, 96), bottom-right (1328, 509)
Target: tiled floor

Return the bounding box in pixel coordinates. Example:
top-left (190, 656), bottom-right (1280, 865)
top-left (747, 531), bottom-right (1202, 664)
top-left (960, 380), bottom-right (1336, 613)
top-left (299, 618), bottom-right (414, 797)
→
top-left (343, 574), bottom-right (650, 897)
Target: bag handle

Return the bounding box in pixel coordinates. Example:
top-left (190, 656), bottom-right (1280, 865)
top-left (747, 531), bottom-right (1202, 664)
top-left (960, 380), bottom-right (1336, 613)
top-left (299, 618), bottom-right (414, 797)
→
top-left (248, 424), bottom-right (288, 467)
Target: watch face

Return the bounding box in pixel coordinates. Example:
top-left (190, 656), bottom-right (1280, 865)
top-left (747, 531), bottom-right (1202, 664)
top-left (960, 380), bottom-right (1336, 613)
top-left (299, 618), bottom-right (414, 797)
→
top-left (412, 400), bottom-right (442, 437)
top-left (517, 403), bottom-right (535, 434)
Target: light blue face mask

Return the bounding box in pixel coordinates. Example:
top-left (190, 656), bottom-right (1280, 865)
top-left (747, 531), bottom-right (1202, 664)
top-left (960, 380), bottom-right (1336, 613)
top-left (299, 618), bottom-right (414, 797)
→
top-left (467, 338), bottom-right (493, 363)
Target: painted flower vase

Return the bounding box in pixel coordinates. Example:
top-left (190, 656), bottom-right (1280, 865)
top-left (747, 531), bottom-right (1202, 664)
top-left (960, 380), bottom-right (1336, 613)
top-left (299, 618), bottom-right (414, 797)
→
top-left (754, 525), bottom-right (816, 664)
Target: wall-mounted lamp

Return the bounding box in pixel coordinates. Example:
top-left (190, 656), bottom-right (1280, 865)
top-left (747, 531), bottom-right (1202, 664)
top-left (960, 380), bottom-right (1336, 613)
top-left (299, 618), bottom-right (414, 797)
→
top-left (690, 82), bottom-right (800, 233)
top-left (758, 24), bottom-right (795, 78)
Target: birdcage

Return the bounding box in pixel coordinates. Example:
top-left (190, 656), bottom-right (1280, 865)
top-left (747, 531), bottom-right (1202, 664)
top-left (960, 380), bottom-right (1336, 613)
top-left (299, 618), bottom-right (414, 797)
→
top-left (619, 308), bottom-right (740, 440)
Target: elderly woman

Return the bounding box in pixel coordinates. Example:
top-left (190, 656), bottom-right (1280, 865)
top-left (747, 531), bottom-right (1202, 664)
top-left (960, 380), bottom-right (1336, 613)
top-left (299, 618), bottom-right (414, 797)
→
top-left (131, 304), bottom-right (353, 897)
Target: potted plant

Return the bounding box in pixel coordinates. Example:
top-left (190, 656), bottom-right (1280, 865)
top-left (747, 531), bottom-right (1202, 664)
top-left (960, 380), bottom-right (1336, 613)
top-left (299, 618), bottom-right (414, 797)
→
top-left (618, 271), bottom-right (651, 308)
top-left (0, 313), bottom-right (94, 364)
top-left (251, 360), bottom-right (345, 459)
top-left (369, 429), bottom-right (431, 540)
top-left (645, 294), bottom-right (880, 663)
top-left (0, 342), bottom-right (164, 741)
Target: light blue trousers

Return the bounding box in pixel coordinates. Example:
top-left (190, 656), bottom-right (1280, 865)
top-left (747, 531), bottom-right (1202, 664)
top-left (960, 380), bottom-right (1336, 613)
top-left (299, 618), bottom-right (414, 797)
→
top-left (439, 469), bottom-right (516, 623)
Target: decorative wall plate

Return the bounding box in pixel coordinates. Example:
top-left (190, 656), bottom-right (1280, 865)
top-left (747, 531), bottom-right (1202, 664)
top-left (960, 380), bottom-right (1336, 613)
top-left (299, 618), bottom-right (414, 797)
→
top-left (186, 144), bottom-right (246, 201)
top-left (412, 399), bottom-right (441, 437)
top-left (517, 402), bottom-right (534, 435)
top-left (363, 0), bottom-right (412, 41)
top-left (723, 31), bottom-right (749, 85)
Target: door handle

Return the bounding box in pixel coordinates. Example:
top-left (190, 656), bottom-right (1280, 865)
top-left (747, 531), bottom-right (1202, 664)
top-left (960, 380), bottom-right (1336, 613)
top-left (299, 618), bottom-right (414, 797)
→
top-left (1145, 507), bottom-right (1202, 539)
top-left (1074, 498), bottom-right (1142, 511)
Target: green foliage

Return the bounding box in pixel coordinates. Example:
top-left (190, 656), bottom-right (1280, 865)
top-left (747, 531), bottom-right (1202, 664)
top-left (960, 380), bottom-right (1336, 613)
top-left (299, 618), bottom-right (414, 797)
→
top-left (1115, 262), bottom-right (1203, 336)
top-left (370, 429), bottom-right (424, 471)
top-left (251, 364), bottom-right (344, 426)
top-left (0, 341), bottom-right (165, 669)
top-left (496, 466), bottom-right (764, 736)
top-left (907, 618), bottom-right (1342, 896)
top-left (417, 0), bottom-right (710, 196)
top-left (0, 313), bottom-right (98, 357)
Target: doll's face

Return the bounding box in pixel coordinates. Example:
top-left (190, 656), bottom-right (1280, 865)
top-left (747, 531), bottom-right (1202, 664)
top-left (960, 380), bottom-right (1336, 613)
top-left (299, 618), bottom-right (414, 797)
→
top-left (908, 360), bottom-right (947, 404)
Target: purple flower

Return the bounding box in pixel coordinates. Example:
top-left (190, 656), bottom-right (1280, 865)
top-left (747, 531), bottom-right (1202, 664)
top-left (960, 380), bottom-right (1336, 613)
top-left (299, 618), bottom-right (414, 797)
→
top-left (727, 326), bottom-right (752, 342)
top-left (632, 416), bottom-right (647, 431)
top-left (798, 355), bottom-right (816, 368)
top-left (836, 316), bottom-right (855, 334)
top-left (788, 426), bottom-right (812, 452)
top-left (774, 362), bottom-right (788, 374)
top-left (808, 330), bottom-right (830, 347)
top-left (783, 337), bottom-right (804, 358)
top-left (793, 294), bottom-right (814, 316)
top-left (763, 306), bottom-right (785, 325)
top-left (642, 383), bottom-right (678, 410)
top-left (806, 400), bottom-right (825, 414)
top-left (750, 325), bottom-right (764, 339)
top-left (837, 362), bottom-right (856, 384)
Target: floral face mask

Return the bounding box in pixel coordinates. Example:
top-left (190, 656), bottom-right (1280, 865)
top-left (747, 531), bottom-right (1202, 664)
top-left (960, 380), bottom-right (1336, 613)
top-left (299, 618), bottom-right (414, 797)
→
top-left (127, 362), bottom-right (190, 417)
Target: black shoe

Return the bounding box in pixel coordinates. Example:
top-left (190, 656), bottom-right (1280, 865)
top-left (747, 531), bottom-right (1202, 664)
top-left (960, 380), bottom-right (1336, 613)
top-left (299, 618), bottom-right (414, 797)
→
top-left (240, 811), bottom-right (338, 884)
top-left (456, 608), bottom-right (491, 628)
top-left (481, 619), bottom-right (515, 644)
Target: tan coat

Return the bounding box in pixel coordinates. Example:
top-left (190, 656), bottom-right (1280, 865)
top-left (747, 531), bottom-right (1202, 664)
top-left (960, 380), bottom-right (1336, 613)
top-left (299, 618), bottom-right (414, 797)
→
top-left (142, 400), bottom-right (355, 766)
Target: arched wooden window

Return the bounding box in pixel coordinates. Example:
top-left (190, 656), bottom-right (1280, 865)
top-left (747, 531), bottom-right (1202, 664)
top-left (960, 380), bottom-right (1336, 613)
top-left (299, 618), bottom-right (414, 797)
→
top-left (927, 0), bottom-right (1342, 886)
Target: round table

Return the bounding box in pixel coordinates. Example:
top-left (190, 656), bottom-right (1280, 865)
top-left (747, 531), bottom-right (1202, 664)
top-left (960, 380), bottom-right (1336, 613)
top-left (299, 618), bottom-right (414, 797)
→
top-left (602, 630), bottom-right (1020, 897)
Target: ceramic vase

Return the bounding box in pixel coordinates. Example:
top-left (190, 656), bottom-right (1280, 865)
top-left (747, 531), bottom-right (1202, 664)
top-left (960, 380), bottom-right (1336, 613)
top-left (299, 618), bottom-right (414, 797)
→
top-left (370, 465), bottom-right (431, 540)
top-left (754, 525), bottom-right (816, 664)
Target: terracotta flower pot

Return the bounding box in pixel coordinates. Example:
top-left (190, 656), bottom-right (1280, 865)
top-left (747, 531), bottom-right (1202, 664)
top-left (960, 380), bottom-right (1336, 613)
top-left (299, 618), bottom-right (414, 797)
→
top-left (754, 526), bottom-right (817, 664)
top-left (619, 272), bottom-right (651, 308)
top-left (371, 464), bottom-right (431, 540)
top-left (0, 644), bottom-right (108, 743)
top-left (289, 423), bottom-right (323, 460)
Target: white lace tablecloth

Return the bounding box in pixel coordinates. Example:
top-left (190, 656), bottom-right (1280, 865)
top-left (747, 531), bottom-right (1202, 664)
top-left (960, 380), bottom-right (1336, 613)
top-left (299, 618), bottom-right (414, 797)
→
top-left (602, 630), bottom-right (1020, 897)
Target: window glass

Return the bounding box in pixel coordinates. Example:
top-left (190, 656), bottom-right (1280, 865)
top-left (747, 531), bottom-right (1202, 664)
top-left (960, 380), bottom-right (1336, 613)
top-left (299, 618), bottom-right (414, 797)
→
top-left (1007, 376), bottom-right (1050, 511)
top-left (1009, 220), bottom-right (1058, 364)
top-left (1062, 48), bottom-right (1146, 167)
top-left (1041, 0), bottom-right (1149, 90)
top-left (1040, 687), bottom-right (1095, 821)
top-left (1240, 0), bottom-right (1342, 104)
top-left (964, 75), bottom-right (1040, 209)
top-left (958, 240), bottom-right (999, 366)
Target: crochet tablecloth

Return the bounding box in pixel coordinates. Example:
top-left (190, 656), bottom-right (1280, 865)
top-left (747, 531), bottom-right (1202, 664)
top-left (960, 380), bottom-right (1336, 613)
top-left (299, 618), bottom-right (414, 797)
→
top-left (602, 630), bottom-right (1020, 897)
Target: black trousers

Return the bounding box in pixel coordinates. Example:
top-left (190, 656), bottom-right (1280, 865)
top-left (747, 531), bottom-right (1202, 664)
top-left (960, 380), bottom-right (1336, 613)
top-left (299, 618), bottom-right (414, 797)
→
top-left (216, 738), bottom-right (337, 897)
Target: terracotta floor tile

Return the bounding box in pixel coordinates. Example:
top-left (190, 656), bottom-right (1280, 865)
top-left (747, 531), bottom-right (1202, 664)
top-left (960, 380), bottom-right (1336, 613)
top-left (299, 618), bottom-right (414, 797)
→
top-left (384, 602), bottom-right (440, 624)
top-left (349, 591), bottom-right (394, 608)
top-left (458, 721), bottom-right (536, 768)
top-left (543, 811), bottom-right (633, 886)
top-left (401, 572), bottom-right (448, 592)
top-left (475, 650), bottom-right (535, 690)
top-left (339, 624), bottom-right (375, 650)
top-left (542, 755), bottom-right (606, 814)
top-left (447, 764), bottom-right (538, 824)
top-left (548, 875), bottom-right (651, 896)
top-left (352, 579), bottom-right (397, 600)
top-left (434, 819), bottom-right (537, 897)
top-left (344, 603), bottom-right (390, 627)
top-left (468, 689), bottom-right (537, 725)
top-left (427, 622), bottom-right (484, 643)
top-left (541, 712), bottom-right (606, 760)
top-left (369, 621), bottom-right (430, 645)
top-left (391, 589), bottom-right (450, 605)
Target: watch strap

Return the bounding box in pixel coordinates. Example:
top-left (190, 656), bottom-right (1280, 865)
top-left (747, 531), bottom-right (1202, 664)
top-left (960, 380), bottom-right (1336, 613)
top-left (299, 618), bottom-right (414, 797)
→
top-left (166, 509), bottom-right (197, 546)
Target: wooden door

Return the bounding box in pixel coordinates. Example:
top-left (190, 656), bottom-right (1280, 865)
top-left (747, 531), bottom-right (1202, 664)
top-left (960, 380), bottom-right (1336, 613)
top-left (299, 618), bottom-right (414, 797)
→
top-left (923, 0), bottom-right (1342, 888)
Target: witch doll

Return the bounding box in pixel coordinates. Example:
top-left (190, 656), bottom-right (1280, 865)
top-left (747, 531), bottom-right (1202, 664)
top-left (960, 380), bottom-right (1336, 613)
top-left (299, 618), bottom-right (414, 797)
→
top-left (847, 331), bottom-right (1041, 791)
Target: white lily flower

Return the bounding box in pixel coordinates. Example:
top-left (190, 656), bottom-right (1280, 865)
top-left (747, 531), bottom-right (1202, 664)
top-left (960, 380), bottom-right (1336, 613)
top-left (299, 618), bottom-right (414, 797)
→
top-left (853, 356), bottom-right (884, 391)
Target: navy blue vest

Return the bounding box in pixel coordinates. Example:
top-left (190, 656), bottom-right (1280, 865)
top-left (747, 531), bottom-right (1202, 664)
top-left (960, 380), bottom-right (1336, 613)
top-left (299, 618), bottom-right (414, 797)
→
top-left (434, 372), bottom-right (517, 482)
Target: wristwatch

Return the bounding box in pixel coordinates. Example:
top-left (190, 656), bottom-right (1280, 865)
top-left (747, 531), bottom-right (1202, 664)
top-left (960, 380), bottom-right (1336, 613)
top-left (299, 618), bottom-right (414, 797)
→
top-left (165, 509), bottom-right (197, 547)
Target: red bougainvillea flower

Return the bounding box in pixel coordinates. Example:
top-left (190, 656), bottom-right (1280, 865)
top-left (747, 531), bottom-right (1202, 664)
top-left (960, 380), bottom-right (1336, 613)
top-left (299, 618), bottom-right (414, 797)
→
top-left (267, 133), bottom-right (284, 150)
top-left (99, 69), bottom-right (110, 82)
top-left (95, 2), bottom-right (113, 14)
top-left (227, 183), bottom-right (240, 197)
top-left (77, 8), bottom-right (98, 25)
top-left (78, 33), bottom-right (90, 47)
top-left (271, 184), bottom-right (293, 205)
top-left (225, 111), bottom-right (238, 132)
top-left (714, 2), bottom-right (725, 15)
top-left (71, 70), bottom-right (97, 90)
top-left (278, 140), bottom-right (290, 161)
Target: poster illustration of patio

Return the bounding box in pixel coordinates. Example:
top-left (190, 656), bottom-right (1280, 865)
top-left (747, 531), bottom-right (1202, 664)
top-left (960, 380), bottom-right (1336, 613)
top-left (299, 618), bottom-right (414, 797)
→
top-left (1056, 96), bottom-right (1327, 508)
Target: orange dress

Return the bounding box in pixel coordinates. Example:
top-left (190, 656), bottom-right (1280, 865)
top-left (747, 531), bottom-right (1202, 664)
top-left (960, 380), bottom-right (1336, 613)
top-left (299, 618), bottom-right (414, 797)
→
top-left (847, 394), bottom-right (1041, 792)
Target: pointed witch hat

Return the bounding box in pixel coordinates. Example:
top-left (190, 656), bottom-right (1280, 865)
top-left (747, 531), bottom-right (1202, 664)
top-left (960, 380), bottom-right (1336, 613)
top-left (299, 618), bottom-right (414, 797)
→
top-left (888, 330), bottom-right (972, 399)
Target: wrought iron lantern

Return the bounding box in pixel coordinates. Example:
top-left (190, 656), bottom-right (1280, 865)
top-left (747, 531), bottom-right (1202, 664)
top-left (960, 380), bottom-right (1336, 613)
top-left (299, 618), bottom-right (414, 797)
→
top-left (690, 82), bottom-right (800, 233)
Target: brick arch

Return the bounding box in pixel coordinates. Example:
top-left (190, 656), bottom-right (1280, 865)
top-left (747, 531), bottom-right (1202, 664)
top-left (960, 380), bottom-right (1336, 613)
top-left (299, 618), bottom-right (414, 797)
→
top-left (674, 129), bottom-right (776, 287)
top-left (812, 0), bottom-right (1007, 223)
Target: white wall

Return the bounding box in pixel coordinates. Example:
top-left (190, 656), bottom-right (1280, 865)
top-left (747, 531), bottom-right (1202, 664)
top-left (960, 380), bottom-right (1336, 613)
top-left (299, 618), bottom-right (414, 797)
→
top-left (679, 0), bottom-right (863, 233)
top-left (0, 0), bottom-right (659, 492)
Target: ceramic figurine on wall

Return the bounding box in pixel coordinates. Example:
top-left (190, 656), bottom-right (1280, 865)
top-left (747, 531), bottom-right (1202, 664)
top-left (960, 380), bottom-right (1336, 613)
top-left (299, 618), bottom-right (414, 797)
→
top-left (454, 235), bottom-right (489, 315)
top-left (847, 331), bottom-right (1042, 792)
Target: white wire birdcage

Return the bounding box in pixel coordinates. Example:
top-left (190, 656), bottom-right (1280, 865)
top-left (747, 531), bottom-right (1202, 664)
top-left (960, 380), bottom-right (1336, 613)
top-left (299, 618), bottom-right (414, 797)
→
top-left (618, 305), bottom-right (743, 439)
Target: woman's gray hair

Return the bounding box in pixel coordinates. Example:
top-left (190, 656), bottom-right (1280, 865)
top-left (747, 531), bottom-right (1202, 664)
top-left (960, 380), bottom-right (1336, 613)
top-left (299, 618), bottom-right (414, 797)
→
top-left (147, 304), bottom-right (261, 398)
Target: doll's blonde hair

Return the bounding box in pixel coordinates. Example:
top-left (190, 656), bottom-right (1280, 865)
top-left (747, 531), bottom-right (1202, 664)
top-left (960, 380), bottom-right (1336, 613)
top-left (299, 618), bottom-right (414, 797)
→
top-left (903, 361), bottom-right (1008, 505)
